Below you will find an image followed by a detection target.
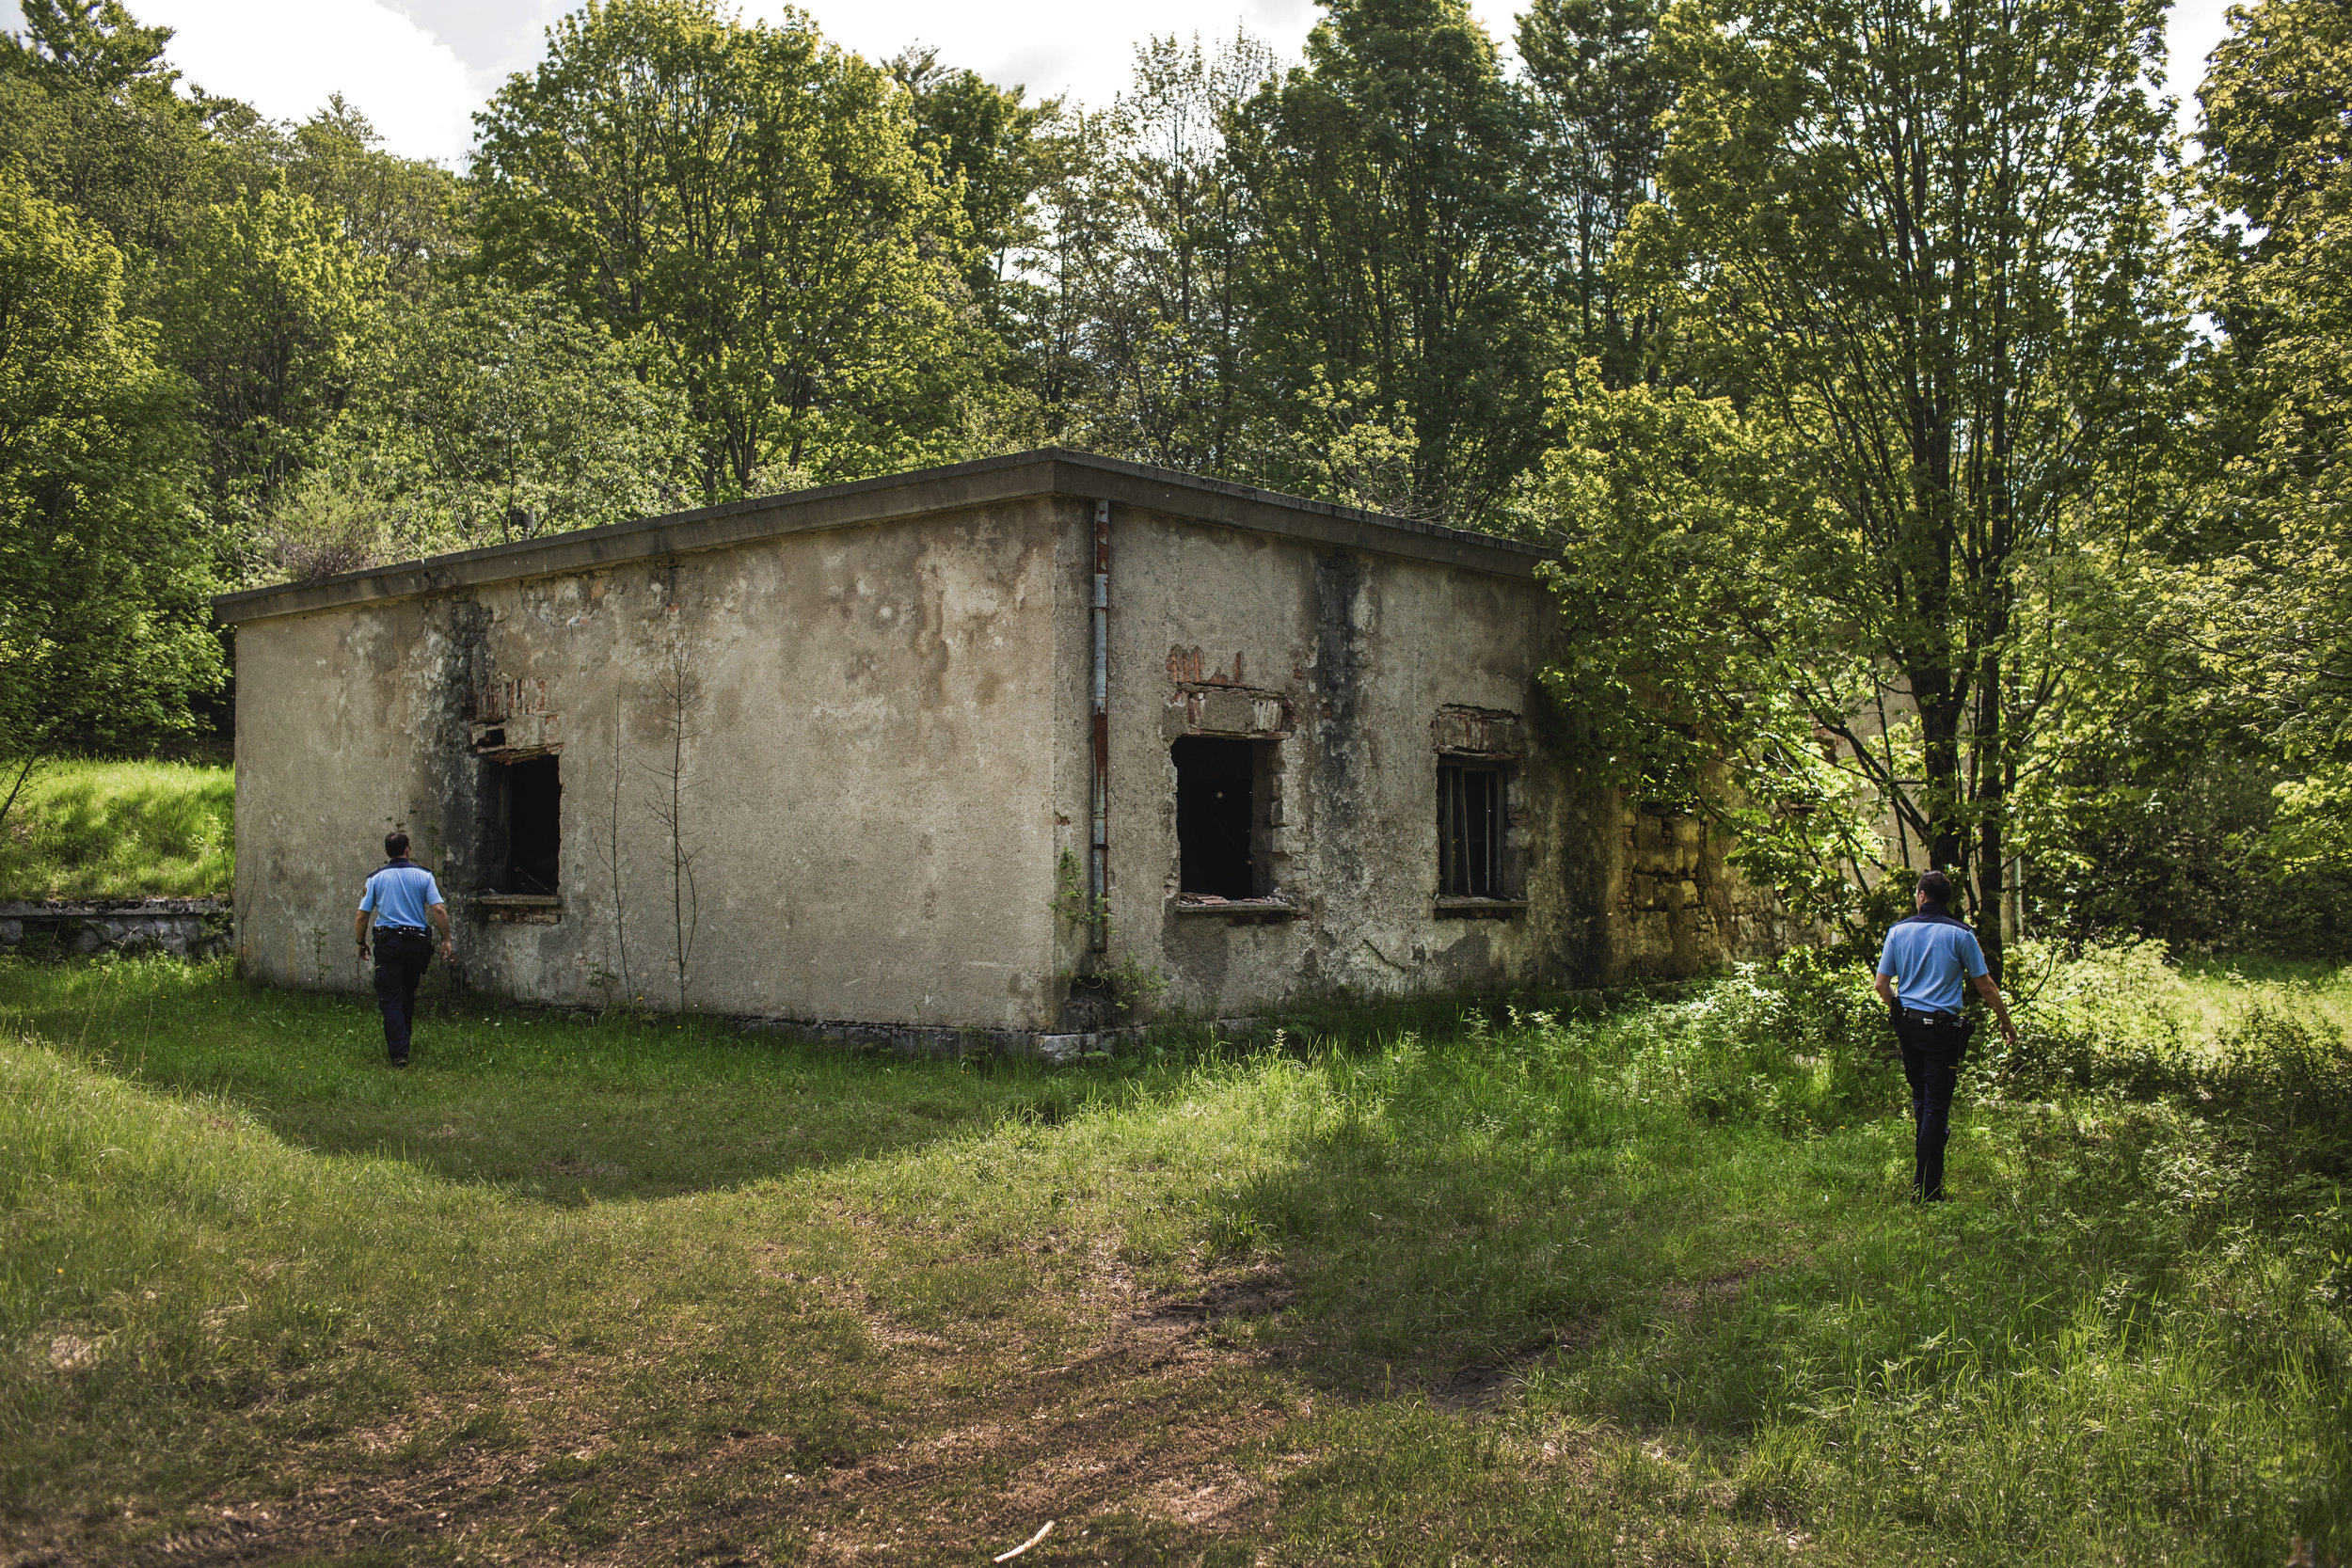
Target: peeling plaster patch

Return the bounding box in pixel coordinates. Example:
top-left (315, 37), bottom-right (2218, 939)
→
top-left (1165, 644), bottom-right (1255, 687)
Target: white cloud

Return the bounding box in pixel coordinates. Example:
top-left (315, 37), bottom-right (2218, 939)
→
top-left (2164, 0), bottom-right (2237, 135)
top-left (765, 0), bottom-right (1522, 109)
top-left (3, 0), bottom-right (2240, 165)
top-left (142, 0), bottom-right (482, 165)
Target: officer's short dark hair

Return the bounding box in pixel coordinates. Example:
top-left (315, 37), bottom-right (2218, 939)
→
top-left (1917, 869), bottom-right (1953, 906)
top-left (385, 831), bottom-right (410, 860)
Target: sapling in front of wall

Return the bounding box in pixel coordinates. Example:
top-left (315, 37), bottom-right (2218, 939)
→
top-left (643, 603), bottom-right (703, 1014)
top-left (595, 688), bottom-right (635, 1011)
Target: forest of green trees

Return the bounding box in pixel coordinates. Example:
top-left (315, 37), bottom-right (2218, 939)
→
top-left (0, 0), bottom-right (2345, 962)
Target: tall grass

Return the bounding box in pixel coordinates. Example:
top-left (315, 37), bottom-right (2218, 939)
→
top-left (1, 949), bottom-right (2344, 1564)
top-left (0, 760), bottom-right (233, 900)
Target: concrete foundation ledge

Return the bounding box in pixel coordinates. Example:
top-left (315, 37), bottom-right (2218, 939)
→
top-left (734, 1014), bottom-right (1301, 1063)
top-left (0, 899), bottom-right (232, 959)
top-left (736, 1017), bottom-right (1150, 1064)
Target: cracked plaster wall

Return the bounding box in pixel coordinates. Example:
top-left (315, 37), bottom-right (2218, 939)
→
top-left (231, 481), bottom-right (1774, 1033)
top-left (1088, 506), bottom-right (1584, 1016)
top-left (232, 500), bottom-right (1064, 1028)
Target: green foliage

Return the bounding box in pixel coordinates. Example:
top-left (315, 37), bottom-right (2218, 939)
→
top-left (0, 758), bottom-right (230, 898)
top-left (1534, 373), bottom-right (1879, 932)
top-left (1985, 946), bottom-right (2352, 1304)
top-left (1515, 0), bottom-right (1671, 386)
top-left (472, 0), bottom-right (974, 500)
top-left (2012, 0), bottom-right (2352, 958)
top-left (1539, 0), bottom-right (2183, 956)
top-left (0, 171), bottom-right (218, 776)
top-left (0, 24), bottom-right (222, 266)
top-left (0, 0), bottom-right (175, 99)
top-left (2, 954), bottom-right (2346, 1560)
top-left (356, 280), bottom-right (691, 548)
top-left (256, 96), bottom-right (465, 296)
top-left (1049, 847), bottom-right (1104, 930)
top-left (1014, 33), bottom-right (1271, 473)
top-left (1051, 847), bottom-right (1168, 1017)
top-left (247, 461), bottom-right (429, 585)
top-left (155, 182), bottom-right (381, 522)
top-left (2164, 0), bottom-right (2352, 774)
top-left (888, 45), bottom-right (1055, 304)
top-left (1228, 0), bottom-right (1554, 524)
top-left (2020, 734), bottom-right (2352, 956)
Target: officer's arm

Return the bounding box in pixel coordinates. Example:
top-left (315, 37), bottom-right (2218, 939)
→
top-left (1873, 971), bottom-right (1898, 1008)
top-left (1972, 972), bottom-right (2017, 1044)
top-left (354, 906), bottom-right (371, 954)
top-left (429, 901), bottom-right (453, 954)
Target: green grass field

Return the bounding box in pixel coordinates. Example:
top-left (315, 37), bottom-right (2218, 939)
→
top-left (0, 760), bottom-right (233, 901)
top-left (2, 948), bottom-right (2345, 1565)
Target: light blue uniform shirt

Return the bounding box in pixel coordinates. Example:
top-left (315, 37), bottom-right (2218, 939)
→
top-left (1876, 911), bottom-right (1988, 1013)
top-left (359, 862), bottom-right (444, 931)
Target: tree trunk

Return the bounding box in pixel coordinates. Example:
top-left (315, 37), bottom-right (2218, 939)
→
top-left (1974, 644), bottom-right (2006, 983)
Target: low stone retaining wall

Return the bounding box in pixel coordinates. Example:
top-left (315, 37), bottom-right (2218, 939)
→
top-left (0, 899), bottom-right (232, 959)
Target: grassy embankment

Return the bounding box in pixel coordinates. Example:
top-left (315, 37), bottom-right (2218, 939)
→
top-left (0, 760), bottom-right (233, 901)
top-left (2, 947), bottom-right (2346, 1565)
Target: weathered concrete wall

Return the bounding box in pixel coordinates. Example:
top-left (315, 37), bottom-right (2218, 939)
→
top-left (232, 499), bottom-right (1067, 1030)
top-left (1080, 506), bottom-right (1582, 1016)
top-left (226, 450), bottom-right (1786, 1037)
top-left (1594, 805), bottom-right (1768, 979)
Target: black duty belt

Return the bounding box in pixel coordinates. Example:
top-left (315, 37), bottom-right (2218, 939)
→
top-left (376, 925), bottom-right (429, 938)
top-left (1901, 1008), bottom-right (1963, 1024)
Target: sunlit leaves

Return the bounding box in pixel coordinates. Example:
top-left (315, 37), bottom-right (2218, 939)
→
top-left (472, 0), bottom-right (973, 500)
top-left (0, 171), bottom-right (217, 766)
top-left (1546, 0), bottom-right (2182, 950)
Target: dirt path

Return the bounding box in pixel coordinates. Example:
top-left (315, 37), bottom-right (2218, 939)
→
top-left (19, 1267), bottom-right (1301, 1568)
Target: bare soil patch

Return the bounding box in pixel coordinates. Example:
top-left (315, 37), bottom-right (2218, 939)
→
top-left (20, 1260), bottom-right (1303, 1567)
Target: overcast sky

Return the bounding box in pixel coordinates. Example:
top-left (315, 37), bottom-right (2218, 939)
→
top-left (5, 0), bottom-right (2242, 167)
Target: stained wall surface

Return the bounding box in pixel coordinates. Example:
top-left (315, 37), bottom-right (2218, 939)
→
top-left (231, 497), bottom-right (1068, 1029)
top-left (1075, 506), bottom-right (1581, 1017)
top-left (227, 451), bottom-right (1772, 1036)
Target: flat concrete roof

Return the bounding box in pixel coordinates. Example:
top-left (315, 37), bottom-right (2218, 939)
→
top-left (212, 448), bottom-right (1552, 626)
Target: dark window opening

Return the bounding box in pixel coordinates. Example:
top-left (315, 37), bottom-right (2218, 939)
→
top-left (1438, 762), bottom-right (1502, 898)
top-left (502, 754), bottom-right (562, 895)
top-left (1173, 736), bottom-right (1257, 898)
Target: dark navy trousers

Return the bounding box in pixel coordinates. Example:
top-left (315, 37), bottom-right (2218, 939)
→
top-left (1895, 1014), bottom-right (1968, 1199)
top-left (373, 929), bottom-right (433, 1062)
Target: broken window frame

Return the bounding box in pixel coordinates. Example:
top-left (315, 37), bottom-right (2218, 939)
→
top-left (475, 749), bottom-right (564, 904)
top-left (1169, 736), bottom-right (1297, 915)
top-left (1172, 735), bottom-right (1259, 899)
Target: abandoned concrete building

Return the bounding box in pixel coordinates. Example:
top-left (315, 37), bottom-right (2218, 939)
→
top-left (215, 450), bottom-right (1769, 1049)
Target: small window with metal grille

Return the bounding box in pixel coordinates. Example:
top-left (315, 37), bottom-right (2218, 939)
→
top-left (1437, 760), bottom-right (1503, 899)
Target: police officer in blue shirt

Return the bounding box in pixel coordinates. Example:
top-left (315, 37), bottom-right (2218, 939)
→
top-left (354, 832), bottom-right (453, 1068)
top-left (1873, 870), bottom-right (2016, 1201)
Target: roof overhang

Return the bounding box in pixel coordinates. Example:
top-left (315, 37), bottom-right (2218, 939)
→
top-left (210, 449), bottom-right (1552, 626)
